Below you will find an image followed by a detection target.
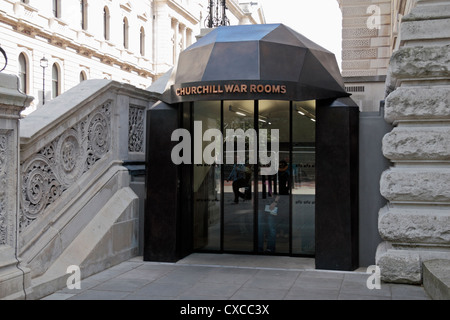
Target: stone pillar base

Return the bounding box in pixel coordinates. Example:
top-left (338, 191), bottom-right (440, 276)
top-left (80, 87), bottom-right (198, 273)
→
top-left (376, 241), bottom-right (450, 284)
top-left (0, 246), bottom-right (31, 300)
top-left (376, 242), bottom-right (421, 284)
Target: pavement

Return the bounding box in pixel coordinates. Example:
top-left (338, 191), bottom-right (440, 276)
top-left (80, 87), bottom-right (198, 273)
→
top-left (41, 253), bottom-right (431, 301)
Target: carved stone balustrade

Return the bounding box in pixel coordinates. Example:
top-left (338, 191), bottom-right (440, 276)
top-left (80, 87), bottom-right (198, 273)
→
top-left (11, 79), bottom-right (156, 299)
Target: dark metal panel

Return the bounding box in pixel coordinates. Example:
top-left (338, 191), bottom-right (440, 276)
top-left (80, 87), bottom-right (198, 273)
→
top-left (298, 51), bottom-right (346, 94)
top-left (152, 24), bottom-right (350, 104)
top-left (144, 102), bottom-right (182, 262)
top-left (307, 48), bottom-right (346, 90)
top-left (214, 24), bottom-right (275, 42)
top-left (315, 98), bottom-right (360, 271)
top-left (185, 29), bottom-right (219, 50)
top-left (260, 24), bottom-right (305, 47)
top-left (175, 43), bottom-right (215, 84)
top-left (202, 41), bottom-right (260, 81)
top-left (259, 41), bottom-right (307, 82)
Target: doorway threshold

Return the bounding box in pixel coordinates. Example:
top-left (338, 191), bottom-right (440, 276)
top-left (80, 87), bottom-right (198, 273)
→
top-left (176, 253), bottom-right (315, 271)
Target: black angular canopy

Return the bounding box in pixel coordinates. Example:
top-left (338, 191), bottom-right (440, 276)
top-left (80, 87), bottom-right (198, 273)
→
top-left (154, 24), bottom-right (349, 103)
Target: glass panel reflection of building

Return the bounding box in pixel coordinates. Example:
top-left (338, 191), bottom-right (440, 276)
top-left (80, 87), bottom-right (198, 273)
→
top-left (192, 100), bottom-right (316, 256)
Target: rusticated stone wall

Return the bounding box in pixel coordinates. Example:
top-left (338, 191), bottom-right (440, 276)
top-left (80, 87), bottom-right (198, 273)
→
top-left (337, 0), bottom-right (418, 112)
top-left (377, 0), bottom-right (450, 284)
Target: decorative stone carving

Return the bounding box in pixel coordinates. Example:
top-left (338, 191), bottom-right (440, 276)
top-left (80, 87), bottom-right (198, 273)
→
top-left (21, 155), bottom-right (60, 221)
top-left (20, 101), bottom-right (112, 231)
top-left (0, 130), bottom-right (16, 247)
top-left (0, 133), bottom-right (9, 245)
top-left (128, 105), bottom-right (145, 153)
top-left (55, 129), bottom-right (86, 186)
top-left (342, 48), bottom-right (377, 60)
top-left (88, 107), bottom-right (111, 160)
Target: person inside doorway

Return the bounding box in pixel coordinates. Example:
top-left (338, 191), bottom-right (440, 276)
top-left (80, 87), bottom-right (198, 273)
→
top-left (258, 195), bottom-right (281, 253)
top-left (227, 157), bottom-right (251, 204)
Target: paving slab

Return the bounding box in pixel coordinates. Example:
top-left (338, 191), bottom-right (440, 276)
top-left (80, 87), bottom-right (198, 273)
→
top-left (41, 254), bottom-right (431, 301)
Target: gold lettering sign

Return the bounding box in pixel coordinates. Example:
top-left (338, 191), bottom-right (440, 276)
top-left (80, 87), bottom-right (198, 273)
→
top-left (175, 84), bottom-right (287, 97)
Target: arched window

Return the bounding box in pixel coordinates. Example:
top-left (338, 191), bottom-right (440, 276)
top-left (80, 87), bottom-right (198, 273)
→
top-left (123, 17), bottom-right (129, 49)
top-left (52, 64), bottom-right (60, 99)
top-left (80, 71), bottom-right (87, 82)
top-left (140, 27), bottom-right (145, 56)
top-left (18, 53), bottom-right (28, 93)
top-left (80, 0), bottom-right (87, 30)
top-left (103, 6), bottom-right (110, 40)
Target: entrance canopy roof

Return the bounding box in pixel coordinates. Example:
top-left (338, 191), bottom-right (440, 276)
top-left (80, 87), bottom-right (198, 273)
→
top-left (152, 24), bottom-right (350, 103)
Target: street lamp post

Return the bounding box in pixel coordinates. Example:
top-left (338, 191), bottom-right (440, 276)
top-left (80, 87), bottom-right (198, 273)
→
top-left (40, 56), bottom-right (48, 105)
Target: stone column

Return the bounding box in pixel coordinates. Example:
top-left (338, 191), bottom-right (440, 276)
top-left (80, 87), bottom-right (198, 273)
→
top-left (172, 19), bottom-right (179, 65)
top-left (0, 73), bottom-right (33, 299)
top-left (377, 0), bottom-right (450, 284)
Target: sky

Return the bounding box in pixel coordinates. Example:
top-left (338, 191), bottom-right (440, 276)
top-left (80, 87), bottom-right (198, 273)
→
top-left (257, 0), bottom-right (343, 69)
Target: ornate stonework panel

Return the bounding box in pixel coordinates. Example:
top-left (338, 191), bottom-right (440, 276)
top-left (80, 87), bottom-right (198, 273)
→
top-left (0, 131), bottom-right (13, 246)
top-left (128, 105), bottom-right (145, 153)
top-left (19, 101), bottom-right (112, 231)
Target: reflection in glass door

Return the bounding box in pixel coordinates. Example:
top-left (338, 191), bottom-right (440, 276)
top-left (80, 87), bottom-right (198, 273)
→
top-left (292, 100), bottom-right (316, 255)
top-left (223, 100), bottom-right (255, 252)
top-left (191, 99), bottom-right (316, 256)
top-left (193, 101), bottom-right (221, 251)
top-left (258, 101), bottom-right (290, 254)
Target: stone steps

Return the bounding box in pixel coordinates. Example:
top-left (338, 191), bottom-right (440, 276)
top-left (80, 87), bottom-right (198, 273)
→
top-left (423, 260), bottom-right (450, 300)
top-left (28, 185), bottom-right (139, 300)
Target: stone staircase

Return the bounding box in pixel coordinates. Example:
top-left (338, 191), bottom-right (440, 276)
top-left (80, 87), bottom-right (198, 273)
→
top-left (0, 77), bottom-right (156, 299)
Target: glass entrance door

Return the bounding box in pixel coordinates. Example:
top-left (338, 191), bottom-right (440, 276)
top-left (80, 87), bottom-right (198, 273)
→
top-left (257, 100), bottom-right (290, 254)
top-left (223, 100), bottom-right (255, 252)
top-left (292, 100), bottom-right (316, 255)
top-left (192, 100), bottom-right (316, 256)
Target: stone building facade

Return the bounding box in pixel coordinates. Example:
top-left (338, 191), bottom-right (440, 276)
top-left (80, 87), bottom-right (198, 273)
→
top-left (338, 0), bottom-right (417, 111)
top-left (0, 0), bottom-right (264, 115)
top-left (341, 0), bottom-right (450, 284)
top-left (377, 0), bottom-right (450, 284)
